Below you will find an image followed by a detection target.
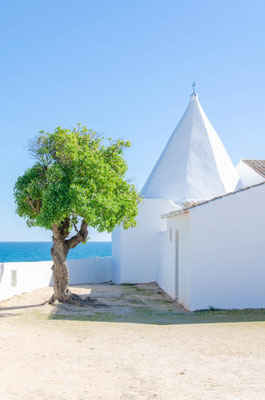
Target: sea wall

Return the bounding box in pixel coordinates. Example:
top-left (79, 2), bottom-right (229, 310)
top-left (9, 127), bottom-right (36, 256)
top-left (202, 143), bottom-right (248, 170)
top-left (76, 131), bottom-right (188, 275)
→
top-left (0, 257), bottom-right (112, 301)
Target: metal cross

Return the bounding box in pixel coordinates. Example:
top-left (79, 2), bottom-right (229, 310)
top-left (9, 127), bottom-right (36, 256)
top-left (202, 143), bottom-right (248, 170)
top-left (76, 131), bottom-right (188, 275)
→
top-left (192, 81), bottom-right (196, 95)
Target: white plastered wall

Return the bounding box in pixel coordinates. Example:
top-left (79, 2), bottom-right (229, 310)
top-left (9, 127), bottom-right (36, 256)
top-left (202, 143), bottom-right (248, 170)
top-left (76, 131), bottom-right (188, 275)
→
top-left (188, 183), bottom-right (265, 310)
top-left (157, 213), bottom-right (191, 310)
top-left (0, 261), bottom-right (53, 301)
top-left (236, 160), bottom-right (264, 187)
top-left (112, 198), bottom-right (179, 284)
top-left (0, 257), bottom-right (112, 301)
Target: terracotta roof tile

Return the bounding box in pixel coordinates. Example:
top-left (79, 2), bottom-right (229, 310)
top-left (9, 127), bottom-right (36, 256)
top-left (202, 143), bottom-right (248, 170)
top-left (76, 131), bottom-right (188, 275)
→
top-left (242, 160), bottom-right (265, 178)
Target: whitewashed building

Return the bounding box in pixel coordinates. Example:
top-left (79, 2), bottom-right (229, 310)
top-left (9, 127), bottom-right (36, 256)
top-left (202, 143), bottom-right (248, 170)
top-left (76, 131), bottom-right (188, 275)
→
top-left (112, 91), bottom-right (265, 311)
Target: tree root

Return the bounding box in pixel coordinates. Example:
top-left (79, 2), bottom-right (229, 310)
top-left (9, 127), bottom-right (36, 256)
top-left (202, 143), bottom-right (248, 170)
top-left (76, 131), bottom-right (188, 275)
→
top-left (48, 294), bottom-right (55, 305)
top-left (48, 291), bottom-right (98, 307)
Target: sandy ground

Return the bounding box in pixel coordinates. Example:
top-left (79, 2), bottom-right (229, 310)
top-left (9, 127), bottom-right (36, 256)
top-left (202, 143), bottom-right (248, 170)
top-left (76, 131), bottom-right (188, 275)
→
top-left (1, 284), bottom-right (265, 400)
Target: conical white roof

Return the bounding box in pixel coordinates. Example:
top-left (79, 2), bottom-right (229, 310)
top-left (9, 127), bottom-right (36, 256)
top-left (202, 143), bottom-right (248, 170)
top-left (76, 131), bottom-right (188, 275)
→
top-left (142, 93), bottom-right (240, 204)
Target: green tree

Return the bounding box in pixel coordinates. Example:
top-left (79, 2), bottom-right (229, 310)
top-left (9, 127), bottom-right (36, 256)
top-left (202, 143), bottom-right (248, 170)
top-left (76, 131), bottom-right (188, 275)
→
top-left (14, 125), bottom-right (141, 304)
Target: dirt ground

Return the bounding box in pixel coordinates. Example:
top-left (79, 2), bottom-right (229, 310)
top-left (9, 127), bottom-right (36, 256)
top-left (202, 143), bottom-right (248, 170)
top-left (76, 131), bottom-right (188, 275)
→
top-left (1, 283), bottom-right (265, 400)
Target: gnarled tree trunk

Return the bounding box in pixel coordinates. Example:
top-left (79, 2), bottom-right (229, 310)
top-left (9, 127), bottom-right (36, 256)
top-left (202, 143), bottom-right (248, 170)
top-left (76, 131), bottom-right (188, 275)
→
top-left (49, 220), bottom-right (88, 305)
top-left (50, 237), bottom-right (69, 303)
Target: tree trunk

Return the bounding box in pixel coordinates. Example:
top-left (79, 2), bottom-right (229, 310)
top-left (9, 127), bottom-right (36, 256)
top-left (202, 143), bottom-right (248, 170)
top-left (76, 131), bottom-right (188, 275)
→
top-left (49, 220), bottom-right (89, 305)
top-left (50, 237), bottom-right (70, 303)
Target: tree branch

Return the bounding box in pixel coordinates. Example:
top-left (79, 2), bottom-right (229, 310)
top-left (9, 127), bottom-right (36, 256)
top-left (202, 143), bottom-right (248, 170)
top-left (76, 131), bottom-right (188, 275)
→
top-left (27, 198), bottom-right (41, 214)
top-left (58, 218), bottom-right (71, 238)
top-left (65, 220), bottom-right (88, 250)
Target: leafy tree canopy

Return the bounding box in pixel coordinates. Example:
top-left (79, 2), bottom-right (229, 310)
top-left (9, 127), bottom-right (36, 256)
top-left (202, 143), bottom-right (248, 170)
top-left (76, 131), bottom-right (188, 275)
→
top-left (14, 125), bottom-right (141, 236)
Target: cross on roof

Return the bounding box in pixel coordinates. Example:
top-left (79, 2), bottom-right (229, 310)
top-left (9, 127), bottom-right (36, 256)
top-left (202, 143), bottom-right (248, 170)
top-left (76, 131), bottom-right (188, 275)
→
top-left (192, 81), bottom-right (196, 95)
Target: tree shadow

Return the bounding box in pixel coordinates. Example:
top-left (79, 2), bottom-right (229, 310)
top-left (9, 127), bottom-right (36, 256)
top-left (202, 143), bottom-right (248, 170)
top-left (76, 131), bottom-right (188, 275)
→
top-left (48, 284), bottom-right (265, 326)
top-left (0, 313), bottom-right (18, 318)
top-left (1, 283), bottom-right (265, 325)
top-left (0, 303), bottom-right (46, 312)
top-left (0, 303), bottom-right (46, 318)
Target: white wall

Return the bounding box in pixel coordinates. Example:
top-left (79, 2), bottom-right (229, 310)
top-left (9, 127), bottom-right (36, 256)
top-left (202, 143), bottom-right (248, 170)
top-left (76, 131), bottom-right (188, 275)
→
top-left (236, 160), bottom-right (264, 187)
top-left (68, 257), bottom-right (112, 284)
top-left (112, 226), bottom-right (121, 284)
top-left (0, 257), bottom-right (112, 301)
top-left (0, 261), bottom-right (53, 301)
top-left (189, 183), bottom-right (265, 310)
top-left (112, 199), bottom-right (179, 284)
top-left (157, 213), bottom-right (191, 309)
top-left (157, 231), bottom-right (175, 298)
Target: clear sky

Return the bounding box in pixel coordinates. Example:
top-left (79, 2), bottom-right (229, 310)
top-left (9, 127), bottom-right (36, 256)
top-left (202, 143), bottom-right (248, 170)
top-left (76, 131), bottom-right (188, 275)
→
top-left (1, 0), bottom-right (265, 241)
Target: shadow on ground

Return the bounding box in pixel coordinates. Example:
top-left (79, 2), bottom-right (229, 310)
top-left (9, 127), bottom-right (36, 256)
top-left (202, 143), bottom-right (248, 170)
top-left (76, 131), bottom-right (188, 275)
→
top-left (48, 283), bottom-right (265, 326)
top-left (1, 283), bottom-right (265, 325)
top-left (0, 313), bottom-right (18, 318)
top-left (0, 304), bottom-right (45, 311)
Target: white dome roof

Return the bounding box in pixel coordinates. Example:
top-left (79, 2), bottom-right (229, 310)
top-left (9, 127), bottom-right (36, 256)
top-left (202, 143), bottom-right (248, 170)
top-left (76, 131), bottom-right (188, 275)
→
top-left (142, 94), bottom-right (240, 204)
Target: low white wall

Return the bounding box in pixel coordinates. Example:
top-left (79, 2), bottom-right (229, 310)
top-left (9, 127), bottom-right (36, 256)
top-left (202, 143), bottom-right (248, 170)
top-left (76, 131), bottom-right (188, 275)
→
top-left (0, 257), bottom-right (112, 301)
top-left (0, 261), bottom-right (53, 301)
top-left (68, 257), bottom-right (112, 284)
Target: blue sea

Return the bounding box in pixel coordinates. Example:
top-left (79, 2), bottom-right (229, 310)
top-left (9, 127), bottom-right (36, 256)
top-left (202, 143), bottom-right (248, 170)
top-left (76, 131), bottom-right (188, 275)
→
top-left (0, 242), bottom-right (112, 263)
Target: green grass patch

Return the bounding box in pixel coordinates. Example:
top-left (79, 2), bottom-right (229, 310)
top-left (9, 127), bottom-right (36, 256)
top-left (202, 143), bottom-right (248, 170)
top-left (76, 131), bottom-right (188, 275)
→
top-left (47, 307), bottom-right (265, 325)
top-left (195, 308), bottom-right (265, 315)
top-left (50, 312), bottom-right (118, 322)
top-left (120, 283), bottom-right (137, 287)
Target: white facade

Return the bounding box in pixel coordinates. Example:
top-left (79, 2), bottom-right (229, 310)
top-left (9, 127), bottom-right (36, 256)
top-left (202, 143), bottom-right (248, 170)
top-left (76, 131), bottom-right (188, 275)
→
top-left (112, 93), bottom-right (241, 289)
top-left (112, 199), bottom-right (179, 283)
top-left (158, 213), bottom-right (191, 307)
top-left (112, 91), bottom-right (265, 311)
top-left (160, 183), bottom-right (265, 310)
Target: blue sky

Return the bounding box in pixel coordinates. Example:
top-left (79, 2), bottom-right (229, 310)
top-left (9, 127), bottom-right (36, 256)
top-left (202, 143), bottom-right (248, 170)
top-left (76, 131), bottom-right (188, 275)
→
top-left (1, 0), bottom-right (265, 241)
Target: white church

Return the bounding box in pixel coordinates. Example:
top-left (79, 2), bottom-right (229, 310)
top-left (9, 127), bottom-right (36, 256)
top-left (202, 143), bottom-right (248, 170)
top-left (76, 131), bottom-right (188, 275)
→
top-left (112, 89), bottom-right (265, 311)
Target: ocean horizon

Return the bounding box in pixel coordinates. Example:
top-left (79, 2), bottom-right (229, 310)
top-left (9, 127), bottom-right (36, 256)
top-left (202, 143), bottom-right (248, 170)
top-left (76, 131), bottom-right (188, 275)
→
top-left (0, 241), bottom-right (112, 263)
